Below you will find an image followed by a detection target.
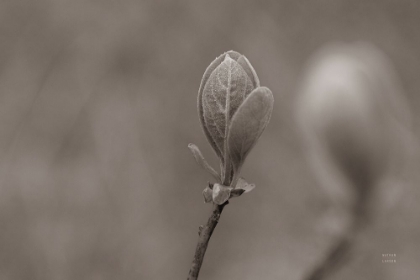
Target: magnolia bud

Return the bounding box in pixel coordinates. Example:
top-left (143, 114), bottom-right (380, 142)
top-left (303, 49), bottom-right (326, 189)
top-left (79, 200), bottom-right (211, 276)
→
top-left (198, 51), bottom-right (274, 186)
top-left (297, 42), bottom-right (412, 207)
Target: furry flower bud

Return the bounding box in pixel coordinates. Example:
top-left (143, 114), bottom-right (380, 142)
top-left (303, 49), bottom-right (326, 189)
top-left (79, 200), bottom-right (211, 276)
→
top-left (297, 42), bottom-right (412, 206)
top-left (198, 51), bottom-right (273, 186)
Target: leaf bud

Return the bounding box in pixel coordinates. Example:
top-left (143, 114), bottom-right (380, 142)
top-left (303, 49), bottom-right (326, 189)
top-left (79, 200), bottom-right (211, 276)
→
top-left (198, 51), bottom-right (274, 186)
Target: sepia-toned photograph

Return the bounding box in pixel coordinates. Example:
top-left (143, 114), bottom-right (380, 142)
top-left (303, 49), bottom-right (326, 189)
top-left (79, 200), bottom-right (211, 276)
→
top-left (0, 1), bottom-right (419, 279)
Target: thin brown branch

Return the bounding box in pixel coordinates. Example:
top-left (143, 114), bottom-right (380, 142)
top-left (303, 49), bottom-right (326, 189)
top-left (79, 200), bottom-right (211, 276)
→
top-left (187, 202), bottom-right (228, 280)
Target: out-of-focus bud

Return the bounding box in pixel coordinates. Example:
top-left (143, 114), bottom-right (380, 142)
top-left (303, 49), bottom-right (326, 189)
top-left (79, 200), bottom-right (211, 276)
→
top-left (197, 51), bottom-right (274, 187)
top-left (296, 42), bottom-right (412, 210)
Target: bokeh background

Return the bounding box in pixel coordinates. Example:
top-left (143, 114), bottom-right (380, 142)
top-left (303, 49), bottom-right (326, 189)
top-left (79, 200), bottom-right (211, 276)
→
top-left (1, 0), bottom-right (419, 279)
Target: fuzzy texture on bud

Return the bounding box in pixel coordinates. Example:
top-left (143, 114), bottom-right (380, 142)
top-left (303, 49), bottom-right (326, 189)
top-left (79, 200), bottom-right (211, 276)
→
top-left (198, 51), bottom-right (273, 186)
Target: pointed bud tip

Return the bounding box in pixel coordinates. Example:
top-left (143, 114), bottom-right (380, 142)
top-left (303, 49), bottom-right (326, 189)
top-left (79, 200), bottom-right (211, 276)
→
top-left (224, 54), bottom-right (234, 62)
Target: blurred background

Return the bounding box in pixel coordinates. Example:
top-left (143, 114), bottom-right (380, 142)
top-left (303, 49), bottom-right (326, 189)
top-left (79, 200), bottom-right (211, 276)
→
top-left (0, 0), bottom-right (419, 279)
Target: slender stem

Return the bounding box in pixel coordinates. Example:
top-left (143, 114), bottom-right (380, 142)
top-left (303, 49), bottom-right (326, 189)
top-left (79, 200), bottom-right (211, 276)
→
top-left (187, 202), bottom-right (227, 280)
top-left (305, 199), bottom-right (368, 280)
top-left (305, 230), bottom-right (354, 280)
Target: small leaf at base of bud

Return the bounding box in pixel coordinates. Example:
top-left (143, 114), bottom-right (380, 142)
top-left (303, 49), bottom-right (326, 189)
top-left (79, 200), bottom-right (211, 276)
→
top-left (188, 143), bottom-right (220, 181)
top-left (212, 183), bottom-right (232, 205)
top-left (235, 177), bottom-right (256, 193)
top-left (202, 186), bottom-right (213, 203)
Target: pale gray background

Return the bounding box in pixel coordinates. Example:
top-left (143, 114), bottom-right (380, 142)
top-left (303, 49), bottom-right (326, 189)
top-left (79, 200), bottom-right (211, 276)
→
top-left (0, 0), bottom-right (419, 279)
